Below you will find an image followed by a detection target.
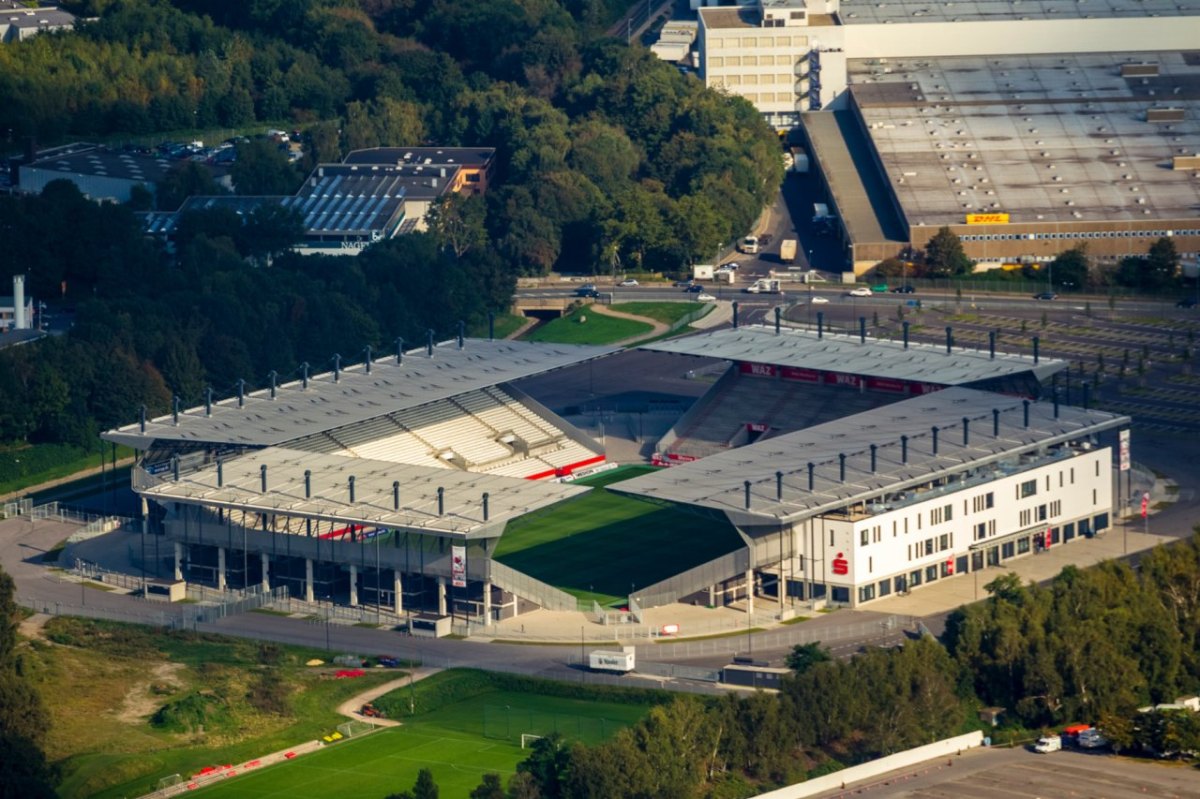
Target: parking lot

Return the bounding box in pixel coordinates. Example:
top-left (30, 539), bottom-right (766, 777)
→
top-left (815, 747), bottom-right (1199, 798)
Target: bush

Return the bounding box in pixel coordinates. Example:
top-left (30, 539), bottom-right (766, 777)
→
top-left (0, 443), bottom-right (93, 485)
top-left (151, 692), bottom-right (226, 733)
top-left (245, 669), bottom-right (291, 716)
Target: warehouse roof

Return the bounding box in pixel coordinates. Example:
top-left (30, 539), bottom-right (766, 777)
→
top-left (103, 339), bottom-right (619, 449)
top-left (610, 387), bottom-right (1128, 525)
top-left (343, 147), bottom-right (496, 168)
top-left (640, 325), bottom-right (1064, 384)
top-left (837, 0), bottom-right (1198, 25)
top-left (851, 51), bottom-right (1200, 225)
top-left (139, 447), bottom-right (588, 537)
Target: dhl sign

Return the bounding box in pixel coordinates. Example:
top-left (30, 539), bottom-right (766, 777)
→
top-left (965, 213), bottom-right (1010, 225)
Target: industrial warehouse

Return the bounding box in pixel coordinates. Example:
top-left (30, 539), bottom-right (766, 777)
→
top-left (691, 0), bottom-right (1200, 268)
top-left (103, 324), bottom-right (1130, 622)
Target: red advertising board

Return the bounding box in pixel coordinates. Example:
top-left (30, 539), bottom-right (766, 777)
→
top-left (747, 423), bottom-right (769, 433)
top-left (824, 372), bottom-right (861, 389)
top-left (866, 376), bottom-right (907, 393)
top-left (909, 382), bottom-right (942, 395)
top-left (739, 361), bottom-right (777, 378)
top-left (781, 366), bottom-right (821, 383)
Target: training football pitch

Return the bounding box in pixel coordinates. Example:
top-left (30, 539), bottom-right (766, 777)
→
top-left (493, 466), bottom-right (743, 605)
top-left (192, 680), bottom-right (647, 799)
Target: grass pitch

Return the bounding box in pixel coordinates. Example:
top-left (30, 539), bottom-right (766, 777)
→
top-left (494, 466), bottom-right (742, 605)
top-left (193, 673), bottom-right (650, 799)
top-left (610, 301), bottom-right (705, 325)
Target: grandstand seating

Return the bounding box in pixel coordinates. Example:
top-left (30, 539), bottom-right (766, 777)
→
top-left (302, 386), bottom-right (603, 479)
top-left (667, 373), bottom-right (903, 459)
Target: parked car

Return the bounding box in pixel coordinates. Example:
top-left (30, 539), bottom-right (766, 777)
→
top-left (1077, 729), bottom-right (1109, 749)
top-left (847, 286), bottom-right (872, 297)
top-left (891, 285), bottom-right (916, 294)
top-left (619, 279), bottom-right (639, 287)
top-left (696, 293), bottom-right (716, 302)
top-left (1177, 297), bottom-right (1198, 309)
top-left (1034, 292), bottom-right (1058, 300)
top-left (1033, 734), bottom-right (1062, 753)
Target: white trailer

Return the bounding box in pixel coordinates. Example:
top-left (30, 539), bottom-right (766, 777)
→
top-left (693, 264), bottom-right (715, 280)
top-left (589, 647), bottom-right (636, 674)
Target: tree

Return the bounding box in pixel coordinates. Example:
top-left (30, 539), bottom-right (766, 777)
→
top-left (231, 139), bottom-right (299, 195)
top-left (413, 767), bottom-right (438, 799)
top-left (786, 642), bottom-right (831, 674)
top-left (505, 771), bottom-right (542, 799)
top-left (469, 773), bottom-right (505, 799)
top-left (922, 227), bottom-right (972, 277)
top-left (157, 162), bottom-right (226, 211)
top-left (1048, 246), bottom-right (1088, 290)
top-left (516, 733), bottom-right (571, 798)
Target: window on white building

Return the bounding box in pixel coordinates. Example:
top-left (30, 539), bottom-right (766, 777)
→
top-left (1020, 479), bottom-right (1038, 498)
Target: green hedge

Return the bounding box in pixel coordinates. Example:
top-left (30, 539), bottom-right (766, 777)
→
top-left (373, 668), bottom-right (675, 718)
top-left (0, 443), bottom-right (94, 485)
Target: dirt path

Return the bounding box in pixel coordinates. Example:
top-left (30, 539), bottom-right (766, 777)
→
top-left (587, 304), bottom-right (669, 346)
top-left (334, 667), bottom-right (442, 728)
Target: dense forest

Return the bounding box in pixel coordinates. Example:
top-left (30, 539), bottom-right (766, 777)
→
top-left (0, 0), bottom-right (782, 455)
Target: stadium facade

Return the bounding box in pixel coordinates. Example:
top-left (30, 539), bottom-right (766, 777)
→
top-left (105, 328), bottom-right (1129, 619)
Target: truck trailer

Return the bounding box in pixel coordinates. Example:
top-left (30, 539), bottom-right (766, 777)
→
top-left (588, 648), bottom-right (636, 674)
top-left (779, 239), bottom-right (797, 264)
top-left (744, 279), bottom-right (782, 294)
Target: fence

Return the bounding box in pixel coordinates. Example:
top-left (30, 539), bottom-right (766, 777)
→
top-left (633, 548), bottom-right (751, 609)
top-left (634, 614), bottom-right (914, 661)
top-left (489, 560), bottom-right (579, 612)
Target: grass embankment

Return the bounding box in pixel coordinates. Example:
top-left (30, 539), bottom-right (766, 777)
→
top-left (0, 442), bottom-right (136, 498)
top-left (523, 307), bottom-right (652, 345)
top-left (494, 466), bottom-right (742, 605)
top-left (185, 670), bottom-right (664, 799)
top-left (23, 618), bottom-right (398, 799)
top-left (468, 312), bottom-right (527, 340)
top-left (609, 301), bottom-right (704, 326)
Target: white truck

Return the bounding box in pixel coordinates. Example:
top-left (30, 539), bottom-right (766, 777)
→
top-left (744, 278), bottom-right (782, 294)
top-left (589, 647), bottom-right (636, 674)
top-left (692, 264), bottom-right (715, 280)
top-left (780, 239), bottom-right (797, 264)
top-left (1033, 734), bottom-right (1062, 753)
top-left (738, 235), bottom-right (760, 254)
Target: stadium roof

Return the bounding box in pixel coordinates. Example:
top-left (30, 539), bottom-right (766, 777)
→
top-left (609, 387), bottom-right (1129, 526)
top-left (139, 447), bottom-right (588, 538)
top-left (104, 339), bottom-right (619, 450)
top-left (640, 325), bottom-right (1064, 384)
top-left (850, 51), bottom-right (1200, 226)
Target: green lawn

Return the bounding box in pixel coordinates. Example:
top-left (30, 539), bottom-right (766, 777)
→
top-left (193, 672), bottom-right (653, 799)
top-left (469, 313), bottom-right (527, 340)
top-left (494, 467), bottom-right (742, 605)
top-left (610, 301), bottom-right (705, 326)
top-left (522, 308), bottom-right (651, 345)
top-left (0, 442), bottom-right (136, 497)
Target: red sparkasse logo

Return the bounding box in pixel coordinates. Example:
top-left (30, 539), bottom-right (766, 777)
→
top-left (832, 552), bottom-right (849, 576)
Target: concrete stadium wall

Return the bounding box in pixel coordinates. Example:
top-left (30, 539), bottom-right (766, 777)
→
top-left (754, 731), bottom-right (985, 798)
top-left (842, 18), bottom-right (1196, 60)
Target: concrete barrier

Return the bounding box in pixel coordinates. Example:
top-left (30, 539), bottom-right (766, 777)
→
top-left (754, 731), bottom-right (985, 798)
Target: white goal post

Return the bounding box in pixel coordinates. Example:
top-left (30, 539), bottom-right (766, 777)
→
top-left (520, 733), bottom-right (545, 750)
top-left (156, 773), bottom-right (183, 791)
top-left (337, 720), bottom-right (376, 738)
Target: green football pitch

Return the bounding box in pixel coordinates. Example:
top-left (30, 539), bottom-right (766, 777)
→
top-left (493, 466), bottom-right (743, 605)
top-left (191, 682), bottom-right (647, 799)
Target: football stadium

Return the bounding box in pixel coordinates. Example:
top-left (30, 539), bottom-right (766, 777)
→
top-left (104, 321), bottom-right (1129, 624)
